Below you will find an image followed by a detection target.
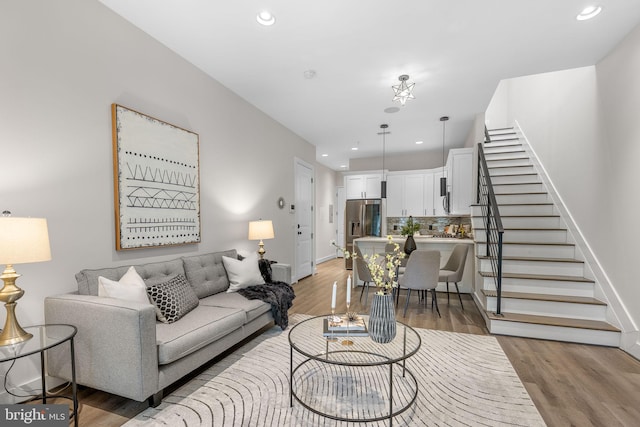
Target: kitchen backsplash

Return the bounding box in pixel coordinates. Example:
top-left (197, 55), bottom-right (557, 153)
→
top-left (387, 216), bottom-right (472, 237)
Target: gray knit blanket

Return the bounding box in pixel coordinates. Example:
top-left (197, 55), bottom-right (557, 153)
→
top-left (238, 282), bottom-right (295, 329)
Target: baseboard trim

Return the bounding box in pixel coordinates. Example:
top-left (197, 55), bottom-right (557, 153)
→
top-left (0, 375), bottom-right (66, 405)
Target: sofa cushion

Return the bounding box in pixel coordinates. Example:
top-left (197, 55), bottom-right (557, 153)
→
top-left (182, 250), bottom-right (237, 298)
top-left (222, 253), bottom-right (265, 292)
top-left (146, 274), bottom-right (200, 324)
top-left (98, 266), bottom-right (150, 305)
top-left (155, 305), bottom-right (245, 365)
top-left (77, 259), bottom-right (186, 296)
top-left (199, 292), bottom-right (271, 323)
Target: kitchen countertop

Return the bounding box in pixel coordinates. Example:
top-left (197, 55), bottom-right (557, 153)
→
top-left (355, 236), bottom-right (474, 244)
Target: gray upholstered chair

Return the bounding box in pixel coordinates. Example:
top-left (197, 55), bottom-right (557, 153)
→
top-left (397, 250), bottom-right (441, 317)
top-left (438, 244), bottom-right (469, 309)
top-left (354, 245), bottom-right (375, 304)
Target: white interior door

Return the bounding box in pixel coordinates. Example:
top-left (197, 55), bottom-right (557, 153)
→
top-left (295, 159), bottom-right (314, 280)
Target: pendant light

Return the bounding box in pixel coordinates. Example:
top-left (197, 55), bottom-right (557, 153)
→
top-left (392, 75), bottom-right (415, 106)
top-left (440, 116), bottom-right (449, 196)
top-left (380, 124), bottom-right (389, 198)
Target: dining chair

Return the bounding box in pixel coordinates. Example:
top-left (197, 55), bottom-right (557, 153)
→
top-left (438, 244), bottom-right (469, 309)
top-left (354, 245), bottom-right (374, 304)
top-left (397, 250), bottom-right (441, 317)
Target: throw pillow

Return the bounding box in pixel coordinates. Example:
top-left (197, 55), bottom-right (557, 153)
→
top-left (98, 266), bottom-right (150, 305)
top-left (222, 252), bottom-right (265, 293)
top-left (146, 274), bottom-right (199, 323)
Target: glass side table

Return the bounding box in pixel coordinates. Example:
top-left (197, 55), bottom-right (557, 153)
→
top-left (0, 324), bottom-right (78, 427)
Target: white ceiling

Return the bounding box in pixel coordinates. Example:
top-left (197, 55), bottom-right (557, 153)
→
top-left (100, 0), bottom-right (640, 171)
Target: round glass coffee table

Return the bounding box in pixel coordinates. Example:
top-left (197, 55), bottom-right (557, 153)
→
top-left (288, 315), bottom-right (421, 426)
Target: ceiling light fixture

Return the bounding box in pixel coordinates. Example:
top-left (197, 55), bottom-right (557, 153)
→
top-left (379, 124), bottom-right (390, 199)
top-left (440, 116), bottom-right (449, 197)
top-left (392, 74), bottom-right (415, 106)
top-left (416, 141), bottom-right (424, 145)
top-left (321, 153), bottom-right (328, 157)
top-left (576, 5), bottom-right (602, 20)
top-left (256, 11), bottom-right (276, 26)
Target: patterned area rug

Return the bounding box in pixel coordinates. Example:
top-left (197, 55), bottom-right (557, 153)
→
top-left (124, 314), bottom-right (545, 426)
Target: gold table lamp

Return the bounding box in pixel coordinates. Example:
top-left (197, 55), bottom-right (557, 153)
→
top-left (248, 220), bottom-right (274, 260)
top-left (0, 215), bottom-right (51, 346)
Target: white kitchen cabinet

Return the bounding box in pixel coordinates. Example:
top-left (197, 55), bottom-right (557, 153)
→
top-left (422, 171), bottom-right (435, 216)
top-left (345, 173), bottom-right (382, 199)
top-left (386, 173), bottom-right (424, 216)
top-left (447, 148), bottom-right (473, 215)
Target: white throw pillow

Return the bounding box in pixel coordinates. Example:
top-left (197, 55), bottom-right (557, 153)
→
top-left (222, 253), bottom-right (265, 292)
top-left (98, 266), bottom-right (150, 305)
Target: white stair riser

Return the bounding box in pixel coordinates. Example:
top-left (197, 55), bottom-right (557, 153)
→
top-left (480, 276), bottom-right (595, 298)
top-left (487, 158), bottom-right (531, 168)
top-left (472, 204), bottom-right (557, 216)
top-left (483, 146), bottom-right (524, 156)
top-left (495, 193), bottom-right (549, 204)
top-left (488, 320), bottom-right (620, 347)
top-left (489, 165), bottom-right (536, 176)
top-left (475, 229), bottom-right (567, 243)
top-left (476, 243), bottom-right (576, 258)
top-left (499, 216), bottom-right (564, 229)
top-left (485, 151), bottom-right (527, 160)
top-left (494, 183), bottom-right (545, 194)
top-left (479, 258), bottom-right (584, 277)
top-left (490, 174), bottom-right (539, 184)
top-left (486, 297), bottom-right (607, 320)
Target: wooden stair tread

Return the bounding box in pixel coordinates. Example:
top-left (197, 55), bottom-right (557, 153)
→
top-left (471, 202), bottom-right (554, 206)
top-left (487, 156), bottom-right (529, 161)
top-left (486, 311), bottom-right (620, 332)
top-left (475, 240), bottom-right (575, 247)
top-left (472, 214), bottom-right (560, 218)
top-left (477, 255), bottom-right (583, 263)
top-left (483, 289), bottom-right (604, 305)
top-left (475, 226), bottom-right (565, 231)
top-left (480, 270), bottom-right (594, 283)
top-left (494, 191), bottom-right (548, 195)
top-left (488, 165), bottom-right (534, 170)
top-left (493, 181), bottom-right (543, 185)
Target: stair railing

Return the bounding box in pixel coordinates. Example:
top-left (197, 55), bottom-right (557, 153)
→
top-left (477, 140), bottom-right (504, 315)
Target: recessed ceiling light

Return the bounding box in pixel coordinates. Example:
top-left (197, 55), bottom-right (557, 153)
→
top-left (321, 153), bottom-right (328, 157)
top-left (256, 11), bottom-right (276, 26)
top-left (340, 165), bottom-right (347, 168)
top-left (577, 5), bottom-right (602, 21)
top-left (351, 147), bottom-right (358, 151)
top-left (384, 106), bottom-right (400, 114)
top-left (415, 141), bottom-right (424, 145)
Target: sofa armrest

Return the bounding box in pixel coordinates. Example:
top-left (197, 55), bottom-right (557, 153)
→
top-left (44, 294), bottom-right (159, 402)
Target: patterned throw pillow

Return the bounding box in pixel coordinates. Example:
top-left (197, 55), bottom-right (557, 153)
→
top-left (146, 274), bottom-right (199, 323)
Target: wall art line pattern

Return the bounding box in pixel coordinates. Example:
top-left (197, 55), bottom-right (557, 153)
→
top-left (112, 104), bottom-right (201, 250)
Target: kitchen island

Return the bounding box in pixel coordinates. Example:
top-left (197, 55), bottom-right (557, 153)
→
top-left (353, 236), bottom-right (475, 294)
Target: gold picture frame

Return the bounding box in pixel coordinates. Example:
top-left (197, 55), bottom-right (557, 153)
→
top-left (111, 104), bottom-right (201, 250)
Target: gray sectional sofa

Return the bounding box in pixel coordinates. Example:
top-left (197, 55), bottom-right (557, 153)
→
top-left (44, 249), bottom-right (275, 405)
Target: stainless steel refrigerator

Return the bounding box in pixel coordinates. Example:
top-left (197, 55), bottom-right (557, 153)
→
top-left (344, 199), bottom-right (382, 269)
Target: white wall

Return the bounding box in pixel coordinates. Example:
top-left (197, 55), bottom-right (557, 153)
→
top-left (0, 0), bottom-right (316, 392)
top-left (314, 164), bottom-right (339, 264)
top-left (485, 22), bottom-right (640, 355)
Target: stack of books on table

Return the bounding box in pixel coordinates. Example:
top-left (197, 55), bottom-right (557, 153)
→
top-left (323, 316), bottom-right (369, 337)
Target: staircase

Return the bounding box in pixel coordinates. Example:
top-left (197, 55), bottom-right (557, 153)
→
top-left (471, 128), bottom-right (621, 347)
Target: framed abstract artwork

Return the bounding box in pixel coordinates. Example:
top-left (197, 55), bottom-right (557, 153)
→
top-left (111, 104), bottom-right (201, 250)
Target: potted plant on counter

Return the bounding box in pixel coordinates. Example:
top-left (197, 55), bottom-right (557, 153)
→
top-left (400, 216), bottom-right (420, 255)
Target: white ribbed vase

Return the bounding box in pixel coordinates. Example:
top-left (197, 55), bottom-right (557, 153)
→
top-left (368, 293), bottom-right (397, 343)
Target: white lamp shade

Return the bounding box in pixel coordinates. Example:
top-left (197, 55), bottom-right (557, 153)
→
top-left (0, 217), bottom-right (51, 265)
top-left (248, 220), bottom-right (274, 241)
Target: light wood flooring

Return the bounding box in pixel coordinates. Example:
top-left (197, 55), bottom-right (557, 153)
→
top-left (40, 258), bottom-right (640, 426)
